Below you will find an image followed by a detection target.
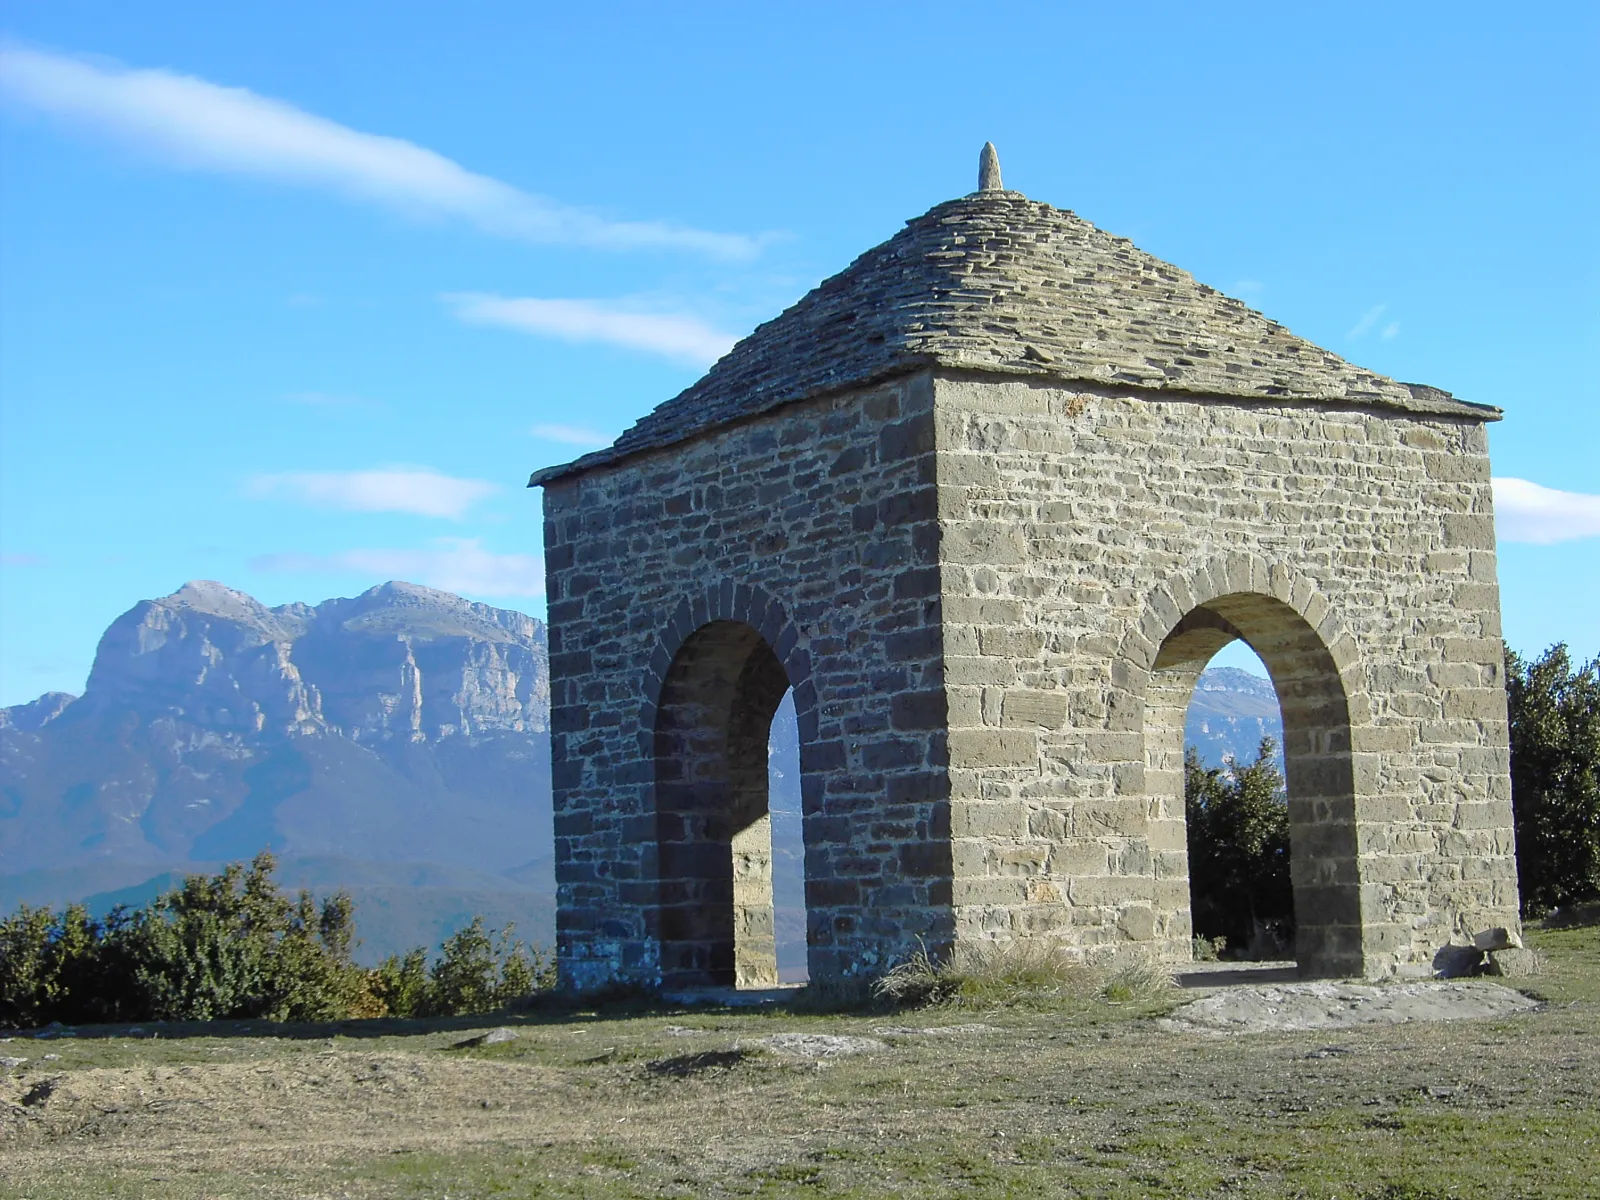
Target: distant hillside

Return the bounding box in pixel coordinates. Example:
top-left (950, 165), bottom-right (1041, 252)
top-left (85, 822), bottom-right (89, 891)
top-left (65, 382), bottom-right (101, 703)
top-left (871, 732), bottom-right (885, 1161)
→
top-left (0, 581), bottom-right (553, 955)
top-left (1184, 667), bottom-right (1284, 770)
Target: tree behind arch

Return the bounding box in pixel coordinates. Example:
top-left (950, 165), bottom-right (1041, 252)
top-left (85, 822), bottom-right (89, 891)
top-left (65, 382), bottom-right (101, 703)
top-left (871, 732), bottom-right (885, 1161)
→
top-left (1185, 738), bottom-right (1293, 955)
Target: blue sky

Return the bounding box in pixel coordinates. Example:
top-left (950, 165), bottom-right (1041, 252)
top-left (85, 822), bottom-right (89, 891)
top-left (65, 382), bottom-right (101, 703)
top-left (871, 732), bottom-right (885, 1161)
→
top-left (1, 1), bottom-right (1595, 704)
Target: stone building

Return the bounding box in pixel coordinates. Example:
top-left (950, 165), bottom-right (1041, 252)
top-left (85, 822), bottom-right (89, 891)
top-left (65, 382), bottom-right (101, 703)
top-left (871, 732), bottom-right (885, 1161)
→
top-left (530, 146), bottom-right (1521, 990)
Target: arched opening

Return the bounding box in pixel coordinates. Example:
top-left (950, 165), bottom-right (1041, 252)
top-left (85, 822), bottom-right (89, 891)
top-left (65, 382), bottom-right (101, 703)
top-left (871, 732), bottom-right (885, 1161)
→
top-left (1146, 594), bottom-right (1360, 978)
top-left (653, 620), bottom-right (803, 989)
top-left (1182, 640), bottom-right (1291, 958)
top-left (767, 689), bottom-right (808, 984)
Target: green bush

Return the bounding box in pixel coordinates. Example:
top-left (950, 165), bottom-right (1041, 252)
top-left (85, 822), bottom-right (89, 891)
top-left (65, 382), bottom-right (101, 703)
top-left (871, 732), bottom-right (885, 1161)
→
top-left (0, 903), bottom-right (138, 1028)
top-left (371, 948), bottom-right (431, 1018)
top-left (0, 852), bottom-right (553, 1029)
top-left (122, 852), bottom-right (368, 1022)
top-left (1507, 643), bottom-right (1600, 915)
top-left (370, 918), bottom-right (552, 1019)
top-left (1184, 738), bottom-right (1293, 956)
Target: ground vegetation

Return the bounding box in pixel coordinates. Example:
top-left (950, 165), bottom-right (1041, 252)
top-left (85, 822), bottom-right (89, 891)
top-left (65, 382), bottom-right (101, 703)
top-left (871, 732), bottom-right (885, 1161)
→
top-left (1506, 643), bottom-right (1600, 915)
top-left (0, 917), bottom-right (1593, 1198)
top-left (0, 853), bottom-right (550, 1030)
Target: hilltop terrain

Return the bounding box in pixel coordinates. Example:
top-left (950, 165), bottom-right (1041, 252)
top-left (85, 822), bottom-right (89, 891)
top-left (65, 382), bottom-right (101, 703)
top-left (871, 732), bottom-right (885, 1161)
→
top-left (0, 918), bottom-right (1593, 1198)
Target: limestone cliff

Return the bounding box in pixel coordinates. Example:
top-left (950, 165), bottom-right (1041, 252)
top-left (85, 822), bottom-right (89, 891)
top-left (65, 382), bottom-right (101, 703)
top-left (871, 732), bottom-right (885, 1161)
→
top-left (0, 581), bottom-right (551, 875)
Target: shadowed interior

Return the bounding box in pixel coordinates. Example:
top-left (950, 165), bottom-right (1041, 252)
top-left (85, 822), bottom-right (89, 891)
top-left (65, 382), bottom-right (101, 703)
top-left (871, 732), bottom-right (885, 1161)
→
top-left (653, 620), bottom-right (794, 988)
top-left (1146, 595), bottom-right (1360, 978)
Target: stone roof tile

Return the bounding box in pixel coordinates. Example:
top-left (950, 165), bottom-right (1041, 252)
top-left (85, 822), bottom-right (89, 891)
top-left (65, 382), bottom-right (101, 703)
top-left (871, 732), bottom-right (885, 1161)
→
top-left (531, 191), bottom-right (1494, 485)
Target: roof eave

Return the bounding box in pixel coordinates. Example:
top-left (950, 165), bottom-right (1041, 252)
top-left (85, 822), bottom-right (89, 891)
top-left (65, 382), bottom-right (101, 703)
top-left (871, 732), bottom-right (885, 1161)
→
top-left (528, 363), bottom-right (1498, 489)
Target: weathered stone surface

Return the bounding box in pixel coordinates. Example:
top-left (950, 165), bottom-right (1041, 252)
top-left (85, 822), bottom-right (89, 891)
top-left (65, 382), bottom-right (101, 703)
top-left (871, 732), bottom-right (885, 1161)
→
top-left (1486, 947), bottom-right (1541, 977)
top-left (533, 162), bottom-right (1522, 991)
top-left (741, 1033), bottom-right (886, 1058)
top-left (1159, 980), bottom-right (1540, 1034)
top-left (452, 1027), bottom-right (518, 1048)
top-left (1474, 926), bottom-right (1522, 951)
top-left (977, 142), bottom-right (1003, 192)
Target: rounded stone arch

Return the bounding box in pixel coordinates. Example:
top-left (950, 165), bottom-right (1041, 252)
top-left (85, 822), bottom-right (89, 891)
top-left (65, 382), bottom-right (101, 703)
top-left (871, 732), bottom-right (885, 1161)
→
top-left (637, 579), bottom-right (818, 758)
top-left (1114, 553), bottom-right (1373, 978)
top-left (641, 579), bottom-right (815, 989)
top-left (1114, 552), bottom-right (1370, 710)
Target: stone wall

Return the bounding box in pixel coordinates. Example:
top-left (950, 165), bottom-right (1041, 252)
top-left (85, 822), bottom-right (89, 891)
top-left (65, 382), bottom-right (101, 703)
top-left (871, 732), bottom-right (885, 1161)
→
top-left (543, 363), bottom-right (1520, 988)
top-left (933, 374), bottom-right (1520, 978)
top-left (542, 373), bottom-right (951, 990)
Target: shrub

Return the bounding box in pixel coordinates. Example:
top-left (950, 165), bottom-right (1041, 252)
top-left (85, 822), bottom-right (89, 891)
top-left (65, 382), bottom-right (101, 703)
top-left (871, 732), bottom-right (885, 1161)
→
top-left (122, 851), bottom-right (367, 1022)
top-left (0, 852), bottom-right (554, 1029)
top-left (1507, 643), bottom-right (1600, 915)
top-left (1185, 739), bottom-right (1293, 956)
top-left (0, 903), bottom-right (138, 1028)
top-left (371, 948), bottom-right (431, 1019)
top-left (422, 918), bottom-right (550, 1017)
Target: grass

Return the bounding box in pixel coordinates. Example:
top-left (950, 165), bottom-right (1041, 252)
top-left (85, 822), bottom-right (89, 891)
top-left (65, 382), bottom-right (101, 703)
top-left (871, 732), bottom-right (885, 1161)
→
top-left (872, 938), bottom-right (1173, 1012)
top-left (2, 918), bottom-right (1597, 1198)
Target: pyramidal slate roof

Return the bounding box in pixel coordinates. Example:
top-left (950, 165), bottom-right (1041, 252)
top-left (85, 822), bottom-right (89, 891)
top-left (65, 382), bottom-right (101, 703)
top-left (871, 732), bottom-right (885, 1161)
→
top-left (531, 164), bottom-right (1493, 486)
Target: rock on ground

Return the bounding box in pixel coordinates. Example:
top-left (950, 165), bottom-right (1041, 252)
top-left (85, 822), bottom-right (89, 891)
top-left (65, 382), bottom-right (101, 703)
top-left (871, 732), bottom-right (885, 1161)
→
top-left (1487, 947), bottom-right (1542, 977)
top-left (452, 1027), bottom-right (519, 1049)
top-left (1160, 980), bottom-right (1541, 1034)
top-left (739, 1033), bottom-right (886, 1058)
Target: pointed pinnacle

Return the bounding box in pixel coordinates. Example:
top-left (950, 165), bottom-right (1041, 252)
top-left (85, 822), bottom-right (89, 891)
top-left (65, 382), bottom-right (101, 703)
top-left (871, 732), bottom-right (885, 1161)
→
top-left (978, 142), bottom-right (1003, 192)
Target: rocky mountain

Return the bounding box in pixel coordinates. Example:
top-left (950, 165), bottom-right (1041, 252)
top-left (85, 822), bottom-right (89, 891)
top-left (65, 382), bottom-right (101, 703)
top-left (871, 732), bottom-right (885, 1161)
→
top-left (1184, 666), bottom-right (1285, 770)
top-left (0, 582), bottom-right (553, 956)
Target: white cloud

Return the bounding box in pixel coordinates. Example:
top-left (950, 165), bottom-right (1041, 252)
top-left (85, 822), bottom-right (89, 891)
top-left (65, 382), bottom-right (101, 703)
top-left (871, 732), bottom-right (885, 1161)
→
top-left (1347, 304), bottom-right (1387, 339)
top-left (445, 293), bottom-right (739, 367)
top-left (532, 423), bottom-right (612, 448)
top-left (1381, 321), bottom-right (1400, 340)
top-left (1493, 478), bottom-right (1600, 545)
top-left (247, 467), bottom-right (498, 519)
top-left (253, 539), bottom-right (543, 597)
top-left (0, 43), bottom-right (760, 260)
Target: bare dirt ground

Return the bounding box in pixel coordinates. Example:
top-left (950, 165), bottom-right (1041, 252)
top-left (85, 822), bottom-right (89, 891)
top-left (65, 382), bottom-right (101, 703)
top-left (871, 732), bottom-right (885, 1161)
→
top-left (2, 921), bottom-right (1596, 1199)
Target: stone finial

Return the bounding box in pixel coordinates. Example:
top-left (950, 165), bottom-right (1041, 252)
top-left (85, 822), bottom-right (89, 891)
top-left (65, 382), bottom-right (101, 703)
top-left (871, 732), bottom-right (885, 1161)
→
top-left (978, 142), bottom-right (1003, 192)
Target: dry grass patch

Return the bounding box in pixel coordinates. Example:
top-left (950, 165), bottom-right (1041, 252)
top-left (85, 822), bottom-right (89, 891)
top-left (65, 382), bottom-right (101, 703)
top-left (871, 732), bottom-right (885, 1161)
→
top-left (874, 938), bottom-right (1173, 1011)
top-left (2, 921), bottom-right (1596, 1198)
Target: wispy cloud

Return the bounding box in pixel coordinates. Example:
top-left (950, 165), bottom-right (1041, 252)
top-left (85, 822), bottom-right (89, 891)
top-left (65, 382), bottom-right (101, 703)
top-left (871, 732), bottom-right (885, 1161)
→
top-left (253, 539), bottom-right (543, 597)
top-left (0, 43), bottom-right (761, 260)
top-left (1381, 321), bottom-right (1400, 340)
top-left (0, 553), bottom-right (47, 567)
top-left (247, 467), bottom-right (499, 519)
top-left (445, 293), bottom-right (739, 367)
top-left (1493, 478), bottom-right (1600, 545)
top-left (1347, 304), bottom-right (1387, 339)
top-left (532, 423), bottom-right (612, 448)
top-left (1230, 279), bottom-right (1265, 299)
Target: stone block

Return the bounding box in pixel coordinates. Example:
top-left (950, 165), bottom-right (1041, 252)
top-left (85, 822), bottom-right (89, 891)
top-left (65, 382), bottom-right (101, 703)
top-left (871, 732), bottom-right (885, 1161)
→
top-left (1001, 690), bottom-right (1068, 729)
top-left (948, 728), bottom-right (1038, 768)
